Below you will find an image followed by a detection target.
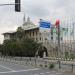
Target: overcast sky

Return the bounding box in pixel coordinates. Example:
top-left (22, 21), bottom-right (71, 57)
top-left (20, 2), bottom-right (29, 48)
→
top-left (0, 0), bottom-right (75, 43)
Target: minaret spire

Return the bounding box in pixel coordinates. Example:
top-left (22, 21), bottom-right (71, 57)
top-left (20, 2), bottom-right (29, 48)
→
top-left (27, 16), bottom-right (30, 22)
top-left (23, 14), bottom-right (26, 24)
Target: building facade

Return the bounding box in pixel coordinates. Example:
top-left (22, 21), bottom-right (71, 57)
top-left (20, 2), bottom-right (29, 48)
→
top-left (3, 16), bottom-right (63, 57)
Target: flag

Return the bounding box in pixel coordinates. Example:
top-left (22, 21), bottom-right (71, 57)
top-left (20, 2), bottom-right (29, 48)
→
top-left (62, 27), bottom-right (68, 35)
top-left (39, 19), bottom-right (51, 33)
top-left (52, 27), bottom-right (57, 33)
top-left (51, 27), bottom-right (57, 33)
top-left (55, 19), bottom-right (60, 27)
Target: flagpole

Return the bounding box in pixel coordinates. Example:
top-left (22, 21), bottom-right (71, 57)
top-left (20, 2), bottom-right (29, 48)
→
top-left (72, 19), bottom-right (74, 42)
top-left (67, 18), bottom-right (70, 59)
top-left (61, 22), bottom-right (64, 59)
top-left (70, 18), bottom-right (72, 60)
top-left (55, 20), bottom-right (61, 69)
top-left (71, 18), bottom-right (74, 57)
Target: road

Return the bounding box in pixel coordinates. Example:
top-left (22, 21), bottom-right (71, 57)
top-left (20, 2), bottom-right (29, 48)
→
top-left (0, 60), bottom-right (74, 75)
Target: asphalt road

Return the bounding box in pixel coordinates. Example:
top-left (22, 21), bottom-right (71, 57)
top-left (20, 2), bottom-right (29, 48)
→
top-left (0, 60), bottom-right (74, 75)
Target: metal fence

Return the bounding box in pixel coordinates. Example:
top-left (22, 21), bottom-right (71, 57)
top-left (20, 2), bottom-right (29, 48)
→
top-left (0, 56), bottom-right (75, 73)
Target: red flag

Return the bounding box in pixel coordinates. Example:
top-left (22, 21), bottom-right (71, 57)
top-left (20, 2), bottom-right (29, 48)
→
top-left (55, 19), bottom-right (60, 27)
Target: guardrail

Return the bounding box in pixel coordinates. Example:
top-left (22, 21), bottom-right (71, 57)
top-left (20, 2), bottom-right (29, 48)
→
top-left (0, 56), bottom-right (75, 73)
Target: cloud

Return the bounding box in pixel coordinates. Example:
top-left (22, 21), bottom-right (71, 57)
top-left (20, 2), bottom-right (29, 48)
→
top-left (0, 0), bottom-right (75, 43)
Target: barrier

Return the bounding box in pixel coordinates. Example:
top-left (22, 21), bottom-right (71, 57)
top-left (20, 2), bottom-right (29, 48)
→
top-left (0, 56), bottom-right (75, 73)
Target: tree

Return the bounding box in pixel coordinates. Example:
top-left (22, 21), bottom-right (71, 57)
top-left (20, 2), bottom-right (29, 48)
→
top-left (0, 38), bottom-right (42, 57)
top-left (70, 53), bottom-right (75, 60)
top-left (21, 38), bottom-right (40, 57)
top-left (65, 52), bottom-right (69, 59)
top-left (16, 27), bottom-right (24, 40)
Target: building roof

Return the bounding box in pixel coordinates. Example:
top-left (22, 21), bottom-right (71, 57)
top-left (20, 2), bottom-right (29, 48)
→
top-left (21, 16), bottom-right (39, 30)
top-left (21, 24), bottom-right (39, 31)
top-left (2, 31), bottom-right (16, 35)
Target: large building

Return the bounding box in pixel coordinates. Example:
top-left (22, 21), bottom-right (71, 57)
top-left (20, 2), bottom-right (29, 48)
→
top-left (3, 16), bottom-right (63, 57)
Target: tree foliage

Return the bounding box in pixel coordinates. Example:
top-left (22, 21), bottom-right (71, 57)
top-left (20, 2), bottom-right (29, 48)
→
top-left (0, 38), bottom-right (42, 57)
top-left (16, 27), bottom-right (25, 40)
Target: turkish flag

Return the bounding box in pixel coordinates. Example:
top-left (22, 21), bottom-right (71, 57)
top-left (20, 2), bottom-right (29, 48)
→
top-left (55, 19), bottom-right (60, 27)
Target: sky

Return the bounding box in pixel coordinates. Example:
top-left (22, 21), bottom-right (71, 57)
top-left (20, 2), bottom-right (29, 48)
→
top-left (0, 0), bottom-right (75, 43)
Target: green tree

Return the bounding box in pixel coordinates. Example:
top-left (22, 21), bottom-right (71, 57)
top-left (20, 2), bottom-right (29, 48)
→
top-left (0, 38), bottom-right (42, 57)
top-left (16, 27), bottom-right (24, 40)
top-left (65, 52), bottom-right (69, 59)
top-left (21, 38), bottom-right (40, 57)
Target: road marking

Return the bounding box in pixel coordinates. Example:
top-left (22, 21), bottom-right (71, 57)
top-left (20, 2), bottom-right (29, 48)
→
top-left (0, 65), bottom-right (15, 71)
top-left (34, 74), bottom-right (39, 75)
top-left (46, 72), bottom-right (50, 73)
top-left (47, 72), bottom-right (62, 75)
top-left (34, 72), bottom-right (62, 75)
top-left (0, 68), bottom-right (40, 74)
top-left (55, 73), bottom-right (62, 75)
top-left (40, 73), bottom-right (45, 74)
top-left (0, 71), bottom-right (15, 74)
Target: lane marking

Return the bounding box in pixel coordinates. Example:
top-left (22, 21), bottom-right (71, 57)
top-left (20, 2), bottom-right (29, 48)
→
top-left (0, 68), bottom-right (40, 74)
top-left (0, 71), bottom-right (14, 74)
top-left (55, 73), bottom-right (62, 75)
top-left (40, 73), bottom-right (45, 74)
top-left (0, 65), bottom-right (15, 71)
top-left (34, 74), bottom-right (39, 75)
top-left (46, 72), bottom-right (50, 73)
top-left (45, 72), bottom-right (62, 75)
top-left (34, 72), bottom-right (62, 75)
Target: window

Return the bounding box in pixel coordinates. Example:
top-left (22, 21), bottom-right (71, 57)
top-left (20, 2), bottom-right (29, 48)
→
top-left (33, 32), bottom-right (34, 36)
top-left (61, 37), bottom-right (63, 41)
top-left (30, 32), bottom-right (31, 37)
top-left (40, 37), bottom-right (41, 40)
top-left (45, 38), bottom-right (47, 40)
top-left (36, 38), bottom-right (38, 41)
top-left (51, 37), bottom-right (53, 40)
top-left (36, 32), bottom-right (37, 36)
top-left (39, 33), bottom-right (41, 35)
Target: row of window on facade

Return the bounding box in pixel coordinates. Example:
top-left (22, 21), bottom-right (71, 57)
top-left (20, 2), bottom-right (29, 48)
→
top-left (27, 31), bottom-right (62, 42)
top-left (33, 37), bottom-right (63, 42)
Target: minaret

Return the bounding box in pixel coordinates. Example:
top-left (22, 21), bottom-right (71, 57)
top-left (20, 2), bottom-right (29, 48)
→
top-left (22, 14), bottom-right (26, 26)
top-left (27, 16), bottom-right (30, 22)
top-left (23, 14), bottom-right (26, 24)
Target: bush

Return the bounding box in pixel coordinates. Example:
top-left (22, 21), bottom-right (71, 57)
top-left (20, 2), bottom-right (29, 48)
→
top-left (49, 63), bottom-right (55, 69)
top-left (70, 54), bottom-right (75, 60)
top-left (45, 64), bottom-right (47, 67)
top-left (1, 38), bottom-right (41, 57)
top-left (39, 64), bottom-right (43, 67)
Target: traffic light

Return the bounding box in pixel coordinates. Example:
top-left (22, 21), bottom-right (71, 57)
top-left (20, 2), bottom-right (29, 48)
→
top-left (15, 0), bottom-right (21, 12)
